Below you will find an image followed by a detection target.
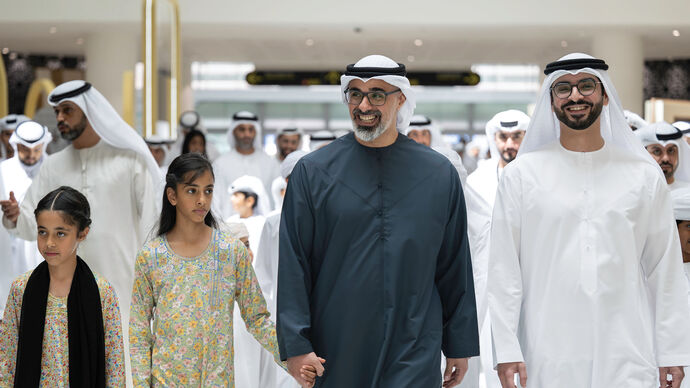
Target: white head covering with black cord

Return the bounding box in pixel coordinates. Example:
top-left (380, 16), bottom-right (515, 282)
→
top-left (309, 130), bottom-right (336, 151)
top-left (635, 122), bottom-right (690, 183)
top-left (518, 53), bottom-right (656, 168)
top-left (340, 55), bottom-right (417, 133)
top-left (227, 111), bottom-right (263, 151)
top-left (404, 115), bottom-right (446, 148)
top-left (47, 80), bottom-right (161, 181)
top-left (9, 121), bottom-right (53, 178)
top-left (484, 110), bottom-right (530, 162)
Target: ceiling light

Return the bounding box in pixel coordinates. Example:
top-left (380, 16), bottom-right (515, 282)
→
top-left (407, 55), bottom-right (415, 62)
top-left (561, 40), bottom-right (568, 48)
top-left (673, 30), bottom-right (680, 37)
top-left (414, 39), bottom-right (423, 47)
top-left (305, 38), bottom-right (314, 46)
top-left (49, 26), bottom-right (57, 34)
top-left (76, 38), bottom-right (84, 45)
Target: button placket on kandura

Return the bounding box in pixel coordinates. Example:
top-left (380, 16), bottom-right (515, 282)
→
top-left (581, 153), bottom-right (597, 294)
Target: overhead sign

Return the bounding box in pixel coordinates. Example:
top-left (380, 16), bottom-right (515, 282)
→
top-left (246, 70), bottom-right (480, 86)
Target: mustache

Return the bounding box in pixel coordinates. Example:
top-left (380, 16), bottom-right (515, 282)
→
top-left (660, 162), bottom-right (673, 167)
top-left (353, 109), bottom-right (381, 118)
top-left (561, 100), bottom-right (593, 109)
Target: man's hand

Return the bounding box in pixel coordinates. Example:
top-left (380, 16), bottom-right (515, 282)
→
top-left (497, 362), bottom-right (527, 388)
top-left (659, 366), bottom-right (685, 388)
top-left (0, 191), bottom-right (19, 225)
top-left (287, 352), bottom-right (326, 388)
top-left (443, 357), bottom-right (469, 387)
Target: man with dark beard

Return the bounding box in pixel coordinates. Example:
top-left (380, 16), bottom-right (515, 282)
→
top-left (275, 127), bottom-right (302, 162)
top-left (212, 111), bottom-right (281, 218)
top-left (277, 55), bottom-right (479, 388)
top-left (0, 80), bottom-right (159, 387)
top-left (635, 121), bottom-right (690, 193)
top-left (467, 110), bottom-right (530, 207)
top-left (488, 53), bottom-right (690, 388)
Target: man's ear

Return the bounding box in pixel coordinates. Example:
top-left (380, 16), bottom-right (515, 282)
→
top-left (603, 90), bottom-right (609, 106)
top-left (246, 196), bottom-right (256, 208)
top-left (166, 186), bottom-right (177, 206)
top-left (397, 93), bottom-right (406, 109)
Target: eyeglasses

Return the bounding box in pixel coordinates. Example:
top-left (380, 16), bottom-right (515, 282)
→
top-left (496, 131), bottom-right (525, 142)
top-left (550, 78), bottom-right (602, 99)
top-left (344, 88), bottom-right (401, 106)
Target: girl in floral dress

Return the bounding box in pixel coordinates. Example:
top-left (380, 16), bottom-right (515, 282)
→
top-left (129, 153), bottom-right (315, 387)
top-left (0, 186), bottom-right (125, 386)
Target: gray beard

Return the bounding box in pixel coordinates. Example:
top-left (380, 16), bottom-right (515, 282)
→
top-left (352, 116), bottom-right (393, 142)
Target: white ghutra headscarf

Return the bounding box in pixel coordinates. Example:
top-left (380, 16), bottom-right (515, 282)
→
top-left (518, 53), bottom-right (655, 168)
top-left (47, 80), bottom-right (161, 181)
top-left (340, 55), bottom-right (416, 133)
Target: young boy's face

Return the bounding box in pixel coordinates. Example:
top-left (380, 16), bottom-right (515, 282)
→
top-left (231, 192), bottom-right (254, 215)
top-left (677, 220), bottom-right (690, 263)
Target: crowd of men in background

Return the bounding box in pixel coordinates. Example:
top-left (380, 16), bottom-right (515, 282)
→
top-left (1, 51), bottom-right (690, 388)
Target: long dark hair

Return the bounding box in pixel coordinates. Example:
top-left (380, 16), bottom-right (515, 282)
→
top-left (158, 153), bottom-right (218, 236)
top-left (34, 186), bottom-right (92, 232)
top-left (181, 129), bottom-right (207, 157)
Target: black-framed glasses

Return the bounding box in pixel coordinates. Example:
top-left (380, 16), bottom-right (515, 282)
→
top-left (550, 78), bottom-right (602, 99)
top-left (344, 88), bottom-right (401, 106)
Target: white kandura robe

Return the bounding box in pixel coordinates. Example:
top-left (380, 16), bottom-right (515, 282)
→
top-left (672, 192), bottom-right (690, 388)
top-left (0, 157), bottom-right (44, 316)
top-left (669, 179), bottom-right (690, 193)
top-left (489, 142), bottom-right (690, 388)
top-left (463, 155), bottom-right (504, 388)
top-left (435, 146), bottom-right (492, 388)
top-left (228, 213), bottom-right (275, 388)
top-left (253, 209), bottom-right (300, 388)
top-left (213, 149), bottom-right (280, 219)
top-left (3, 140), bottom-right (158, 387)
top-left (467, 158), bottom-right (501, 207)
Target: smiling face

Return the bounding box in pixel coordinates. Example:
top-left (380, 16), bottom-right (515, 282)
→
top-left (346, 78), bottom-right (405, 142)
top-left (646, 143), bottom-right (679, 181)
top-left (36, 210), bottom-right (88, 267)
top-left (277, 133), bottom-right (301, 159)
top-left (551, 73), bottom-right (608, 131)
top-left (166, 169), bottom-right (214, 225)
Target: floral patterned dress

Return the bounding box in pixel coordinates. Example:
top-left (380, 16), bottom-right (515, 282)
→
top-left (0, 271), bottom-right (125, 386)
top-left (129, 228), bottom-right (284, 387)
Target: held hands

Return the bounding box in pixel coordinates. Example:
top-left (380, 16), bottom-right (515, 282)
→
top-left (497, 362), bottom-right (527, 388)
top-left (287, 352), bottom-right (326, 388)
top-left (0, 191), bottom-right (19, 225)
top-left (659, 366), bottom-right (685, 388)
top-left (443, 357), bottom-right (469, 387)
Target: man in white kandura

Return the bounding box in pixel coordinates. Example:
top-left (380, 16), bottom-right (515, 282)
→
top-left (0, 114), bottom-right (30, 160)
top-left (467, 110), bottom-right (530, 207)
top-left (636, 121), bottom-right (690, 193)
top-left (253, 150), bottom-right (308, 388)
top-left (213, 111), bottom-right (280, 218)
top-left (488, 53), bottom-right (690, 388)
top-left (0, 120), bottom-right (52, 318)
top-left (0, 81), bottom-right (160, 387)
top-left (405, 114), bottom-right (492, 388)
